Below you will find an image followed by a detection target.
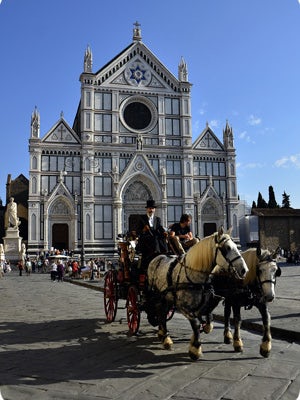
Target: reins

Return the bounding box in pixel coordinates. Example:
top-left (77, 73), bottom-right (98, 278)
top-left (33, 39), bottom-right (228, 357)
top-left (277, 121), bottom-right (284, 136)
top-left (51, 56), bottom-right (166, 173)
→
top-left (214, 236), bottom-right (244, 279)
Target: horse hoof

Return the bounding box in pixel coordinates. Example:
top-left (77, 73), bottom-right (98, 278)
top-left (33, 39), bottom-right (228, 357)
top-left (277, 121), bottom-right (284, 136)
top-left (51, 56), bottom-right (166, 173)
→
top-left (163, 336), bottom-right (173, 350)
top-left (234, 346), bottom-right (243, 353)
top-left (203, 323), bottom-right (213, 334)
top-left (189, 345), bottom-right (202, 360)
top-left (224, 336), bottom-right (232, 344)
top-left (260, 342), bottom-right (271, 358)
top-left (233, 339), bottom-right (243, 352)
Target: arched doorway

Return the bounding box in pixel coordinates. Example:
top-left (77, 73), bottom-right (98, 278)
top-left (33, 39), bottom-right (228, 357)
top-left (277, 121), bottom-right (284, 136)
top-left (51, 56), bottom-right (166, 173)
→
top-left (52, 224), bottom-right (69, 251)
top-left (123, 180), bottom-right (153, 233)
top-left (203, 222), bottom-right (217, 237)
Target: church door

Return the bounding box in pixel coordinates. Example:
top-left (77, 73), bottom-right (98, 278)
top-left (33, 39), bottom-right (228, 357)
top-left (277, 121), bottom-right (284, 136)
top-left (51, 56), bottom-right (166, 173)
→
top-left (52, 224), bottom-right (69, 251)
top-left (203, 223), bottom-right (217, 237)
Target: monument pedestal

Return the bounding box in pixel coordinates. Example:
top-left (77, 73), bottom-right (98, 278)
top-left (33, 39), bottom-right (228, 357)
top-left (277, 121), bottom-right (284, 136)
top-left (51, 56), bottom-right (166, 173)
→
top-left (3, 228), bottom-right (22, 263)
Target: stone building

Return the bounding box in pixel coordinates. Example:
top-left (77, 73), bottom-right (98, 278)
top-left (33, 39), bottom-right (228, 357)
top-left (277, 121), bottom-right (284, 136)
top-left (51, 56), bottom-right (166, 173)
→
top-left (250, 208), bottom-right (300, 252)
top-left (27, 23), bottom-right (240, 259)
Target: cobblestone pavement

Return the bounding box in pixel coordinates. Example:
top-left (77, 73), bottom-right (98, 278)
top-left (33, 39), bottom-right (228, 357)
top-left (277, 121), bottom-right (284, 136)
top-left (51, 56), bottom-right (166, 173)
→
top-left (0, 270), bottom-right (299, 400)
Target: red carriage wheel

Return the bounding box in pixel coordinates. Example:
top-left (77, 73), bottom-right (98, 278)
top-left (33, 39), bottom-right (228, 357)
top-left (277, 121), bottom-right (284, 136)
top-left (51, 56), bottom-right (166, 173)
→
top-left (104, 270), bottom-right (118, 322)
top-left (126, 285), bottom-right (140, 335)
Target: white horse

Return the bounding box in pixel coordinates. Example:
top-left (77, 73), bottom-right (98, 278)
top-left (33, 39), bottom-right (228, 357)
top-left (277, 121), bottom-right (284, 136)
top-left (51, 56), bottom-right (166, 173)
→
top-left (207, 247), bottom-right (281, 357)
top-left (146, 227), bottom-right (248, 360)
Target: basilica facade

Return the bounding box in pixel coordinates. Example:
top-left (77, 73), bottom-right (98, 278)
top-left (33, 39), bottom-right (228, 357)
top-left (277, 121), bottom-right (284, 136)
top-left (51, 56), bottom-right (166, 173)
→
top-left (27, 23), bottom-right (239, 259)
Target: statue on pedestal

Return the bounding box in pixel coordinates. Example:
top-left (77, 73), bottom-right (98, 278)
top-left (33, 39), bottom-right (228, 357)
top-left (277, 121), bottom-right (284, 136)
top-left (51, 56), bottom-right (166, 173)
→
top-left (7, 197), bottom-right (20, 229)
top-left (0, 244), bottom-right (5, 262)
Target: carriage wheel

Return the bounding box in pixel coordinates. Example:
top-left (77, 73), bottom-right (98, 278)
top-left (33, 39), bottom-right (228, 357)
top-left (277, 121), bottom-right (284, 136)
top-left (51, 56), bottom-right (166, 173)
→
top-left (104, 270), bottom-right (118, 322)
top-left (126, 285), bottom-right (140, 335)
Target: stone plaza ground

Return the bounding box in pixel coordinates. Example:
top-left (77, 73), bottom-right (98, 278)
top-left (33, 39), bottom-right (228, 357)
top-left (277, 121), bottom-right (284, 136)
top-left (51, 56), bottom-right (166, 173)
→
top-left (0, 265), bottom-right (299, 400)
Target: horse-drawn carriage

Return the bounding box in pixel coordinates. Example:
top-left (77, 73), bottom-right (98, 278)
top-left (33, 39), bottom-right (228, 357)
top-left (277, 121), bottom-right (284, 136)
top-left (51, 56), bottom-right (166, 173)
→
top-left (103, 237), bottom-right (175, 335)
top-left (103, 227), bottom-right (253, 360)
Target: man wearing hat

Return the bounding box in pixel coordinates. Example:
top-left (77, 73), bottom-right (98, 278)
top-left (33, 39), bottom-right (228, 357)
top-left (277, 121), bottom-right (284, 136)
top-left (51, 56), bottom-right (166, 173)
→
top-left (136, 199), bottom-right (168, 268)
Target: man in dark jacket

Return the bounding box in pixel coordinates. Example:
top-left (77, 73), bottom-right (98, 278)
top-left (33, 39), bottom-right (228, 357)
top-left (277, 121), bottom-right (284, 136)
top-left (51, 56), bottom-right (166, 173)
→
top-left (136, 199), bottom-right (168, 268)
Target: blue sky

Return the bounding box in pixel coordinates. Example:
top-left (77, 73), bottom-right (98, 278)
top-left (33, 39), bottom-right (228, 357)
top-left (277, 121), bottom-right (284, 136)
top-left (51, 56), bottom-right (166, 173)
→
top-left (0, 0), bottom-right (299, 208)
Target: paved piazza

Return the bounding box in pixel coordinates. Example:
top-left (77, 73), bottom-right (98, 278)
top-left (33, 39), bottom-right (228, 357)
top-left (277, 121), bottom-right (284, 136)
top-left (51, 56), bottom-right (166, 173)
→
top-left (0, 271), bottom-right (299, 400)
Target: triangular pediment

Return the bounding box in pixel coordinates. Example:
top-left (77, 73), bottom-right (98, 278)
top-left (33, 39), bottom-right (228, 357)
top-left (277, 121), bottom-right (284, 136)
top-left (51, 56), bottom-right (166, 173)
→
top-left (193, 126), bottom-right (224, 151)
top-left (120, 153), bottom-right (159, 184)
top-left (93, 42), bottom-right (179, 92)
top-left (48, 179), bottom-right (74, 205)
top-left (43, 119), bottom-right (80, 144)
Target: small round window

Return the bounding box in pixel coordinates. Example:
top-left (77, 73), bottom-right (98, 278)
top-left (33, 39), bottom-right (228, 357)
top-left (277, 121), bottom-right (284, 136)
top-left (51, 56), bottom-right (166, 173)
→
top-left (120, 96), bottom-right (157, 133)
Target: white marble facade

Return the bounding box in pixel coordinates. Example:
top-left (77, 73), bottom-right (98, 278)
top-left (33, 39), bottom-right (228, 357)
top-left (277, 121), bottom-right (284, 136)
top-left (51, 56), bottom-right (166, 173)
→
top-left (27, 23), bottom-right (240, 258)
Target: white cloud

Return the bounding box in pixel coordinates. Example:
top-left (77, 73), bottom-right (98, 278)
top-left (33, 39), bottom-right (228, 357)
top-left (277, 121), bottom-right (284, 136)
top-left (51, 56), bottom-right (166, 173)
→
top-left (209, 119), bottom-right (219, 128)
top-left (238, 130), bottom-right (255, 143)
top-left (275, 154), bottom-right (300, 168)
top-left (248, 114), bottom-right (262, 126)
top-left (238, 162), bottom-right (265, 170)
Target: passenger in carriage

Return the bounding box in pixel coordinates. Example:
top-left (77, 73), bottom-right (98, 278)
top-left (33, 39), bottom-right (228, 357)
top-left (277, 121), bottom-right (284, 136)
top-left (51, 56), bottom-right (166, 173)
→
top-left (168, 213), bottom-right (199, 256)
top-left (136, 199), bottom-right (168, 268)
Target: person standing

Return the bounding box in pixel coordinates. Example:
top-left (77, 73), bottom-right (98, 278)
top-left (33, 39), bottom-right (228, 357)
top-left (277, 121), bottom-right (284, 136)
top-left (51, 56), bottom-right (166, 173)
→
top-left (57, 260), bottom-right (64, 282)
top-left (17, 260), bottom-right (24, 276)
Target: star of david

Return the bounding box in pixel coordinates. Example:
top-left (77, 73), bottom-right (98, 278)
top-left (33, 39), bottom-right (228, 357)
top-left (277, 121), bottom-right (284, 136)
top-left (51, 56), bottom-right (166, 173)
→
top-left (129, 65), bottom-right (147, 84)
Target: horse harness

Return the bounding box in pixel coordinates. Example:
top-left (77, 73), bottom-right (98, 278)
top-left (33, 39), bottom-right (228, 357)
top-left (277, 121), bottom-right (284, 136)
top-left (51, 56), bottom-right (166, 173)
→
top-left (214, 236), bottom-right (244, 279)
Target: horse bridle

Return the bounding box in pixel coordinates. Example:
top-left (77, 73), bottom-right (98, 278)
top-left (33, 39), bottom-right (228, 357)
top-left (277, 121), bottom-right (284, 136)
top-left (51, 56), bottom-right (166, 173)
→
top-left (256, 258), bottom-right (279, 287)
top-left (214, 236), bottom-right (244, 279)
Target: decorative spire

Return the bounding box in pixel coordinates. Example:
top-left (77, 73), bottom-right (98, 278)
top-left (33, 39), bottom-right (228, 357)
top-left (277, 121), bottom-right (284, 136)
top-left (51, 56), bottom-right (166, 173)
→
top-left (133, 21), bottom-right (142, 42)
top-left (84, 45), bottom-right (93, 72)
top-left (178, 56), bottom-right (188, 82)
top-left (223, 120), bottom-right (234, 149)
top-left (31, 106), bottom-right (40, 138)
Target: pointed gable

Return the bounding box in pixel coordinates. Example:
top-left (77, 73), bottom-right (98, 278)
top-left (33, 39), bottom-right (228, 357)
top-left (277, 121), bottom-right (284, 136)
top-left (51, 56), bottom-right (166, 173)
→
top-left (43, 119), bottom-right (80, 144)
top-left (193, 125), bottom-right (224, 151)
top-left (90, 41), bottom-right (180, 93)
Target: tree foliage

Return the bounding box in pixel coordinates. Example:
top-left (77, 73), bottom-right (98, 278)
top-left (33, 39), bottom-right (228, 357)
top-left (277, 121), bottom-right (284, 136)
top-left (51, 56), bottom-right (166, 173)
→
top-left (257, 192), bottom-right (268, 208)
top-left (252, 187), bottom-right (292, 209)
top-left (282, 191), bottom-right (291, 209)
top-left (268, 186), bottom-right (279, 208)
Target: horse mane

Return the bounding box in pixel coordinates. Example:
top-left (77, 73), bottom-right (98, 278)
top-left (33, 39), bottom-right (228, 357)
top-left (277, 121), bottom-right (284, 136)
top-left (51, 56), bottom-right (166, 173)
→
top-left (242, 247), bottom-right (272, 285)
top-left (185, 232), bottom-right (221, 273)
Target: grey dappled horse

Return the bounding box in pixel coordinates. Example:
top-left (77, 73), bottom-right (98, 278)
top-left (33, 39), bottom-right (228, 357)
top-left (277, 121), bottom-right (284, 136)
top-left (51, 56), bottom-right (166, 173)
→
top-left (208, 247), bottom-right (281, 357)
top-left (147, 227), bottom-right (248, 360)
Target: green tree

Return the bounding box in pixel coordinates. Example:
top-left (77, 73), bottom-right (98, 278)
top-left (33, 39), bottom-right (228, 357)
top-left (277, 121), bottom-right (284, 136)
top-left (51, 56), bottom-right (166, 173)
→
top-left (282, 191), bottom-right (291, 208)
top-left (257, 192), bottom-right (268, 208)
top-left (268, 185), bottom-right (279, 208)
top-left (252, 200), bottom-right (257, 208)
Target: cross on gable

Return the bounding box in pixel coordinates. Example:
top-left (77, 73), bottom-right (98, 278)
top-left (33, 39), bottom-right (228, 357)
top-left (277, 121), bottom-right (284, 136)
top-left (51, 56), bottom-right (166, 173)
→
top-left (204, 133), bottom-right (212, 147)
top-left (57, 125), bottom-right (66, 141)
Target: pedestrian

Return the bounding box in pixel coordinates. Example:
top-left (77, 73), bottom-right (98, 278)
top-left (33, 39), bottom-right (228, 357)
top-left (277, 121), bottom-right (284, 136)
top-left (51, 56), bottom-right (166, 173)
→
top-left (17, 260), bottom-right (24, 276)
top-left (25, 258), bottom-right (32, 276)
top-left (50, 261), bottom-right (58, 281)
top-left (57, 260), bottom-right (64, 282)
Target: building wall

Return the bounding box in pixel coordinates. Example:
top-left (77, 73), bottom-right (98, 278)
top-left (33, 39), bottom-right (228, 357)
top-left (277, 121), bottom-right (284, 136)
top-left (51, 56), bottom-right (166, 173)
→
top-left (27, 25), bottom-right (240, 258)
top-left (259, 216), bottom-right (300, 252)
